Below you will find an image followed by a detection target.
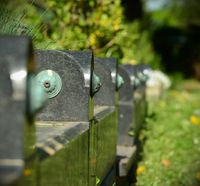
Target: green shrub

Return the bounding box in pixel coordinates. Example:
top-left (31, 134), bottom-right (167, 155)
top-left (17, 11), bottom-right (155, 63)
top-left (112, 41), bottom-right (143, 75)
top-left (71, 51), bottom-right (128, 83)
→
top-left (0, 0), bottom-right (160, 67)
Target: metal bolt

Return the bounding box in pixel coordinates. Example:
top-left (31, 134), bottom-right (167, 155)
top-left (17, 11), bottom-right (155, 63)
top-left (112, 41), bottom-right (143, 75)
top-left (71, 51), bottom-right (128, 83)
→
top-left (133, 76), bottom-right (140, 88)
top-left (92, 73), bottom-right (101, 96)
top-left (35, 70), bottom-right (62, 99)
top-left (143, 69), bottom-right (151, 81)
top-left (44, 81), bottom-right (51, 88)
top-left (116, 74), bottom-right (124, 90)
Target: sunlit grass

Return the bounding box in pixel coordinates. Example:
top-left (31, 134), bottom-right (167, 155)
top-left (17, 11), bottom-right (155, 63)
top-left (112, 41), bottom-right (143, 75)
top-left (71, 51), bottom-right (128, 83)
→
top-left (136, 81), bottom-right (200, 186)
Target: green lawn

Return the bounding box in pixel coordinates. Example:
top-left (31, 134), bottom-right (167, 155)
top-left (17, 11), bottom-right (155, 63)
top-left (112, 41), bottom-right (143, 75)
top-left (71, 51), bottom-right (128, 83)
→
top-left (136, 81), bottom-right (200, 186)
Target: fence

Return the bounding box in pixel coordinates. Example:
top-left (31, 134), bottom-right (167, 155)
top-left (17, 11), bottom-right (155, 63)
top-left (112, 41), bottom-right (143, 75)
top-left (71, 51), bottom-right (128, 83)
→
top-left (0, 36), bottom-right (151, 186)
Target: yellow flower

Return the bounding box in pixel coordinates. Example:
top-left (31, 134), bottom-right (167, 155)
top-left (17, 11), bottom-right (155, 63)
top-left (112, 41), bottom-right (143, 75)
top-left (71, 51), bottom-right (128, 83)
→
top-left (99, 17), bottom-right (110, 27)
top-left (89, 33), bottom-right (97, 47)
top-left (190, 115), bottom-right (200, 126)
top-left (129, 59), bottom-right (137, 65)
top-left (125, 59), bottom-right (137, 65)
top-left (113, 19), bottom-right (121, 31)
top-left (136, 165), bottom-right (146, 175)
top-left (95, 30), bottom-right (104, 37)
top-left (23, 169), bottom-right (31, 177)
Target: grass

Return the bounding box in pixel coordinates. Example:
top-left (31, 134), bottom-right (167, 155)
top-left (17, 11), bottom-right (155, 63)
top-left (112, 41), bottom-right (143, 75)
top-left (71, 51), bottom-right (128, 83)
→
top-left (136, 80), bottom-right (200, 186)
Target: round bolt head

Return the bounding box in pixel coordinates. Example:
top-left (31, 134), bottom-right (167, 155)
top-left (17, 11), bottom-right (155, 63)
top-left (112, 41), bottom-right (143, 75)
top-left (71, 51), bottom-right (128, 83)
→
top-left (92, 73), bottom-right (101, 95)
top-left (35, 70), bottom-right (62, 99)
top-left (117, 74), bottom-right (124, 90)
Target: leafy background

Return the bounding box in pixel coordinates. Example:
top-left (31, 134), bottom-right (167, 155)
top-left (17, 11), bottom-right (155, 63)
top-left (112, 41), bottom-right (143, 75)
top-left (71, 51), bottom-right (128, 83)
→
top-left (1, 0), bottom-right (199, 72)
top-left (0, 0), bottom-right (160, 68)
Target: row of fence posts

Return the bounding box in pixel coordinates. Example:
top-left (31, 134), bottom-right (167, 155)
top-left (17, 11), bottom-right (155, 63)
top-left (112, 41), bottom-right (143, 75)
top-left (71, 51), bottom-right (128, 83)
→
top-left (0, 36), bottom-right (151, 186)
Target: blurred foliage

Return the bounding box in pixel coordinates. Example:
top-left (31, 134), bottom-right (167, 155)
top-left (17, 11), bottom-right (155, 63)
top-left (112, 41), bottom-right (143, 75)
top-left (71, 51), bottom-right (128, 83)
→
top-left (166, 0), bottom-right (200, 26)
top-left (144, 0), bottom-right (200, 27)
top-left (142, 0), bottom-right (200, 76)
top-left (0, 0), bottom-right (161, 67)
